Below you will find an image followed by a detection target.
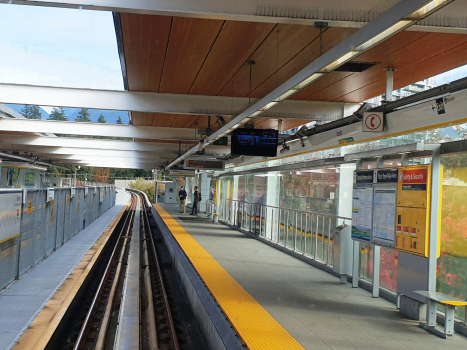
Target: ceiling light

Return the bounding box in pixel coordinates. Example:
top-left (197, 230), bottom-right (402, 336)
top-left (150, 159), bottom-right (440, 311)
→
top-left (275, 89), bottom-right (299, 102)
top-left (260, 101), bottom-right (279, 111)
top-left (323, 51), bottom-right (360, 72)
top-left (408, 0), bottom-right (449, 19)
top-left (355, 20), bottom-right (412, 51)
top-left (293, 73), bottom-right (324, 90)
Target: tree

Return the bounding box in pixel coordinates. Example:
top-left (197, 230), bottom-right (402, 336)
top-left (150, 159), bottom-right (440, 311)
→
top-left (128, 178), bottom-right (155, 203)
top-left (117, 116), bottom-right (124, 124)
top-left (20, 105), bottom-right (42, 119)
top-left (48, 107), bottom-right (68, 121)
top-left (75, 108), bottom-right (92, 122)
top-left (97, 114), bottom-right (106, 123)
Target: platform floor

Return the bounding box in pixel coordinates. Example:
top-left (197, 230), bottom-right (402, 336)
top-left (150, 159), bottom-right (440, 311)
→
top-left (0, 190), bottom-right (131, 350)
top-left (159, 204), bottom-right (467, 350)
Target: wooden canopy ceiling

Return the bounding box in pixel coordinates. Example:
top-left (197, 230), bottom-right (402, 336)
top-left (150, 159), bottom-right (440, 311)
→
top-left (120, 13), bottom-right (467, 132)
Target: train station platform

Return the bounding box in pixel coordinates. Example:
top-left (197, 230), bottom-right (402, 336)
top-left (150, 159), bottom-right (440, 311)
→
top-left (0, 190), bottom-right (131, 350)
top-left (154, 204), bottom-right (467, 350)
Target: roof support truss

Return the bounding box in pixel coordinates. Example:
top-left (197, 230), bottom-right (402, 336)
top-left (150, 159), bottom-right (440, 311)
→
top-left (0, 83), bottom-right (359, 120)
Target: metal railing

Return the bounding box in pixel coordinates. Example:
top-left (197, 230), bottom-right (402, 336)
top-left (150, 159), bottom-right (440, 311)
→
top-left (221, 199), bottom-right (351, 267)
top-left (0, 186), bottom-right (116, 291)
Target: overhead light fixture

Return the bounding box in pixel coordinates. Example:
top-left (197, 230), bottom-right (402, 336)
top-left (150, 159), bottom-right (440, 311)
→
top-left (279, 141), bottom-right (290, 154)
top-left (274, 89), bottom-right (299, 102)
top-left (322, 51), bottom-right (361, 72)
top-left (355, 20), bottom-right (412, 51)
top-left (408, 0), bottom-right (450, 19)
top-left (260, 101), bottom-right (279, 112)
top-left (293, 73), bottom-right (324, 90)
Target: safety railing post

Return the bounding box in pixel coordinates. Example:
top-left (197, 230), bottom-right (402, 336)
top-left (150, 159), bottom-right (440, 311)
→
top-left (304, 213), bottom-right (308, 256)
top-left (327, 217), bottom-right (332, 265)
top-left (314, 214), bottom-right (319, 259)
top-left (294, 211), bottom-right (298, 251)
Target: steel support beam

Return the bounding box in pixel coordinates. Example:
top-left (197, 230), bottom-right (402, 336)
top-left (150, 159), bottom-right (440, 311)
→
top-left (166, 0), bottom-right (441, 169)
top-left (0, 134), bottom-right (229, 153)
top-left (0, 83), bottom-right (359, 120)
top-left (5, 1), bottom-right (464, 33)
top-left (0, 118), bottom-right (197, 140)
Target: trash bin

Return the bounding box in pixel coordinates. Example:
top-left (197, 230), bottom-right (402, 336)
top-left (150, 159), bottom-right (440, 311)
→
top-left (333, 224), bottom-right (352, 284)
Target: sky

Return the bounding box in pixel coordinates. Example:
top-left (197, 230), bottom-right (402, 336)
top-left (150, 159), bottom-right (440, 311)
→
top-left (0, 4), bottom-right (124, 114)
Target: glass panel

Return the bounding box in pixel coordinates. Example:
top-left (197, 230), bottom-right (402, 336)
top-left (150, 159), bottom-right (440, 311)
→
top-left (359, 243), bottom-right (373, 282)
top-left (437, 155), bottom-right (467, 320)
top-left (380, 247), bottom-right (398, 292)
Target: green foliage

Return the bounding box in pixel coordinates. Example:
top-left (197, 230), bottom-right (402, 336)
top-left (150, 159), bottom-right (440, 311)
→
top-left (75, 108), bottom-right (92, 122)
top-left (20, 105), bottom-right (42, 119)
top-left (97, 114), bottom-right (107, 123)
top-left (117, 116), bottom-right (124, 124)
top-left (128, 178), bottom-right (155, 203)
top-left (48, 107), bottom-right (68, 121)
top-left (157, 170), bottom-right (172, 181)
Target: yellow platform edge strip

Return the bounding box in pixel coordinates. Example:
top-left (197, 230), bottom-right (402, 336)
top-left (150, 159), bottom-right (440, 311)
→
top-left (154, 204), bottom-right (304, 350)
top-left (12, 202), bottom-right (130, 350)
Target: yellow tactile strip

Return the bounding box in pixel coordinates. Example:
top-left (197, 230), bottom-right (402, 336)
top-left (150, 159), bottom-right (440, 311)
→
top-left (154, 204), bottom-right (304, 350)
top-left (13, 202), bottom-right (130, 350)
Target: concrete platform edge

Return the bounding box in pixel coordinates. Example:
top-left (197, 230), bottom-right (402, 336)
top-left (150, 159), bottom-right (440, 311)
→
top-left (151, 206), bottom-right (245, 350)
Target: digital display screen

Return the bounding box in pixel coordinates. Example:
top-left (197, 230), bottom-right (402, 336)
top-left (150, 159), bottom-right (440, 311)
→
top-left (185, 160), bottom-right (225, 170)
top-left (231, 129), bottom-right (278, 157)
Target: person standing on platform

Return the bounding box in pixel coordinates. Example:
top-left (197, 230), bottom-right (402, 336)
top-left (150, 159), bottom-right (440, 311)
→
top-left (179, 186), bottom-right (187, 213)
top-left (190, 186), bottom-right (201, 215)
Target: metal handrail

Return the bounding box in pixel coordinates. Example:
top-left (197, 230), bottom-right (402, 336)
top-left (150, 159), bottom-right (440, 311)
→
top-left (226, 199), bottom-right (351, 221)
top-left (221, 198), bottom-right (350, 268)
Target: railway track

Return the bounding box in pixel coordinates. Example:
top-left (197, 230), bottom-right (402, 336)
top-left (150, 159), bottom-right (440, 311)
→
top-left (45, 190), bottom-right (206, 350)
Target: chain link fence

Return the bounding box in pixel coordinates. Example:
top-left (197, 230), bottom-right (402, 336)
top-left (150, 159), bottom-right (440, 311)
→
top-left (0, 186), bottom-right (116, 291)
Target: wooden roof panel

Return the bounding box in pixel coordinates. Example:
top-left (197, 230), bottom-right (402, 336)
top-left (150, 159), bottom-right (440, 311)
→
top-left (120, 13), bottom-right (172, 92)
top-left (249, 27), bottom-right (358, 99)
top-left (217, 24), bottom-right (321, 98)
top-left (189, 21), bottom-right (276, 96)
top-left (159, 17), bottom-right (224, 94)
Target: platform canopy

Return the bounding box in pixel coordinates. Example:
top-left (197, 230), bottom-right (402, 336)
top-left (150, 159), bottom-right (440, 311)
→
top-left (1, 0), bottom-right (467, 169)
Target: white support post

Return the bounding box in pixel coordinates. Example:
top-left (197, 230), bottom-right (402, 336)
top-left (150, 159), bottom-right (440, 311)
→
top-left (385, 68), bottom-right (395, 102)
top-left (352, 159), bottom-right (363, 288)
top-left (427, 146), bottom-right (441, 326)
top-left (34, 170), bottom-right (41, 188)
top-left (372, 156), bottom-right (384, 297)
top-left (18, 169), bottom-right (26, 188)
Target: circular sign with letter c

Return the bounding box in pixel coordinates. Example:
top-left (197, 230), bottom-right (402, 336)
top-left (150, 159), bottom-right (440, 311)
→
top-left (365, 113), bottom-right (382, 130)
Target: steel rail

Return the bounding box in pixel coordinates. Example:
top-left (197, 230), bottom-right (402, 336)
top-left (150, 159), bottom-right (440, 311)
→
top-left (138, 190), bottom-right (180, 350)
top-left (94, 196), bottom-right (135, 350)
top-left (73, 193), bottom-right (136, 350)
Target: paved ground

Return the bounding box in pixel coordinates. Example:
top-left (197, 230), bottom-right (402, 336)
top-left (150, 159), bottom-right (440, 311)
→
top-left (162, 204), bottom-right (467, 350)
top-left (0, 190), bottom-right (130, 350)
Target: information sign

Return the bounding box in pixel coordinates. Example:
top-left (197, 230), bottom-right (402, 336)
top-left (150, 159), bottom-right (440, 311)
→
top-left (0, 190), bottom-right (23, 243)
top-left (352, 171), bottom-right (374, 242)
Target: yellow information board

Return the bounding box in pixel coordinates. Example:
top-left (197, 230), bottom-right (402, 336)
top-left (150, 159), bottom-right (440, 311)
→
top-left (395, 165), bottom-right (441, 257)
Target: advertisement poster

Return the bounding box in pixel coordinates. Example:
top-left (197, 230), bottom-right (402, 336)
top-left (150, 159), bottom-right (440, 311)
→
top-left (253, 176), bottom-right (265, 204)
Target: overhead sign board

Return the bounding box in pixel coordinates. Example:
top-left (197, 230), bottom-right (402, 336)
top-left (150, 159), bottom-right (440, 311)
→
top-left (184, 159), bottom-right (225, 170)
top-left (363, 112), bottom-right (384, 132)
top-left (170, 169), bottom-right (196, 177)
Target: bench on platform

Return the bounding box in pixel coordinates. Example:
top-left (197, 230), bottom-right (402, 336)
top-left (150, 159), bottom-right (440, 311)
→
top-left (414, 290), bottom-right (467, 338)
